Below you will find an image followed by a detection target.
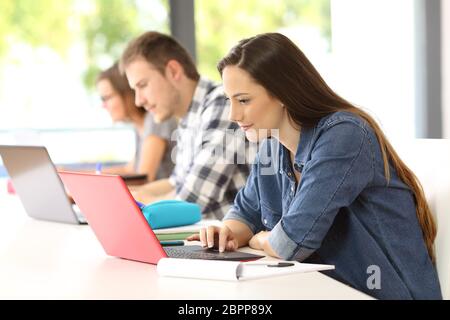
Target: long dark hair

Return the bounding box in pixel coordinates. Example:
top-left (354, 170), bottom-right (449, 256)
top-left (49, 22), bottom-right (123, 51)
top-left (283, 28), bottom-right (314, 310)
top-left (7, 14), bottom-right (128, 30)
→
top-left (218, 32), bottom-right (436, 262)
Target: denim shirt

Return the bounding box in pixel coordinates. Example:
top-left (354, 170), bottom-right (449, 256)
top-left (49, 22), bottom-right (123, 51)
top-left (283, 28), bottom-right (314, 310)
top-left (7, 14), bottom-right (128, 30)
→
top-left (224, 111), bottom-right (442, 300)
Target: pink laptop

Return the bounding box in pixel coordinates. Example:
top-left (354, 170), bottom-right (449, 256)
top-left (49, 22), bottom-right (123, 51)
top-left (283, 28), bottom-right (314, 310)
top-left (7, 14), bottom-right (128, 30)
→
top-left (58, 171), bottom-right (263, 264)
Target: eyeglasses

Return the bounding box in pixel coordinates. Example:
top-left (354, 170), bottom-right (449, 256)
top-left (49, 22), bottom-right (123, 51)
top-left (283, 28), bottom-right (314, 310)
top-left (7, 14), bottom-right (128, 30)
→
top-left (100, 93), bottom-right (116, 102)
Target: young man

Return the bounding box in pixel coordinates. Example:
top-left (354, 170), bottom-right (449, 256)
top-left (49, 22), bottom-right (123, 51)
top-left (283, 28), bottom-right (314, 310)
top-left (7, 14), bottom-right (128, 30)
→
top-left (120, 31), bottom-right (249, 219)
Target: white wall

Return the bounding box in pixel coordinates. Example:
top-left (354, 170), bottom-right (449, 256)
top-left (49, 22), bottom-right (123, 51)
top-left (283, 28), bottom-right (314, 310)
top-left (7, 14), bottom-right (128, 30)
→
top-left (443, 0), bottom-right (450, 138)
top-left (329, 0), bottom-right (415, 143)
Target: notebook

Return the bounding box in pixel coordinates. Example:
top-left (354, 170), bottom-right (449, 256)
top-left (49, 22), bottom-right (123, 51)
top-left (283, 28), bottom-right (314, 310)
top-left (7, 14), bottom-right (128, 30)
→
top-left (0, 145), bottom-right (86, 224)
top-left (153, 220), bottom-right (222, 240)
top-left (58, 171), bottom-right (264, 264)
top-left (157, 258), bottom-right (335, 281)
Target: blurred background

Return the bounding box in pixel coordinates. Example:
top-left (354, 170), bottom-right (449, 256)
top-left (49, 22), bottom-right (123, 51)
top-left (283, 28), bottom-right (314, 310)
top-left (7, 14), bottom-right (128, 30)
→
top-left (0, 0), bottom-right (448, 172)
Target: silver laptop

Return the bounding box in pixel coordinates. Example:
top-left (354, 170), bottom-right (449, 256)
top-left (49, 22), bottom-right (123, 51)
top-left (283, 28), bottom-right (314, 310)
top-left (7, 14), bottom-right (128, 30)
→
top-left (0, 145), bottom-right (86, 224)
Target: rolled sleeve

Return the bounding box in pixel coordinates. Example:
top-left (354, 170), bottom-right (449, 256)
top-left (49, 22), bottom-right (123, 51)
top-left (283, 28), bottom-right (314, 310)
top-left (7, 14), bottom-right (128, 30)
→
top-left (268, 221), bottom-right (316, 261)
top-left (268, 221), bottom-right (297, 259)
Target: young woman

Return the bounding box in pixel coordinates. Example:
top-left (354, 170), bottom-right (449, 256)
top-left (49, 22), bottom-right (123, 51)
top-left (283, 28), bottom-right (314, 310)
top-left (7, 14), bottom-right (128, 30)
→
top-left (96, 63), bottom-right (177, 181)
top-left (188, 33), bottom-right (441, 299)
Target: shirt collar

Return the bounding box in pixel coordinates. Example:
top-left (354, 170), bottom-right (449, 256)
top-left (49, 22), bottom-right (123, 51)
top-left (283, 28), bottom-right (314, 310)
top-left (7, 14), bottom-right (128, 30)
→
top-left (294, 125), bottom-right (316, 166)
top-left (187, 76), bottom-right (215, 114)
top-left (279, 124), bottom-right (316, 176)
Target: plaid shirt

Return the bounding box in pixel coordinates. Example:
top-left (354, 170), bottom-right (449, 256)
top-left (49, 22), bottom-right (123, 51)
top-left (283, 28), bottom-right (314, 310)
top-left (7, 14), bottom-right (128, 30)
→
top-left (169, 77), bottom-right (250, 219)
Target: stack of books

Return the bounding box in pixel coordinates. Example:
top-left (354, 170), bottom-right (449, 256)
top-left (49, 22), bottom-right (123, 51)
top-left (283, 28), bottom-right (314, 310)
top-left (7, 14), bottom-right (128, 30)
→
top-left (153, 220), bottom-right (222, 241)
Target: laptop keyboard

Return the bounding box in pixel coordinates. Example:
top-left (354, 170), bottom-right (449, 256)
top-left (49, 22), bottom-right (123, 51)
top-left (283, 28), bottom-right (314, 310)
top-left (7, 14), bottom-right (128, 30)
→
top-left (164, 247), bottom-right (229, 260)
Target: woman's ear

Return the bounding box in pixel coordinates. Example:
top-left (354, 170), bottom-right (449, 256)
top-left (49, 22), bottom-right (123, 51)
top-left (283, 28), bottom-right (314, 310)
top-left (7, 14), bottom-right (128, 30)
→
top-left (165, 60), bottom-right (183, 81)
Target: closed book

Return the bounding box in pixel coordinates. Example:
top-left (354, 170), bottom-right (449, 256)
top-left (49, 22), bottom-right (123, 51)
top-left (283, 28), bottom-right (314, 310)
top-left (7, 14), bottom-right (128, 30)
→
top-left (156, 232), bottom-right (196, 241)
top-left (153, 220), bottom-right (222, 235)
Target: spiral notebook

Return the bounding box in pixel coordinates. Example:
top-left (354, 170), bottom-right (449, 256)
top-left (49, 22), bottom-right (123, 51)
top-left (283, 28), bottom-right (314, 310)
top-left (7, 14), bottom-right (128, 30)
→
top-left (157, 258), bottom-right (335, 281)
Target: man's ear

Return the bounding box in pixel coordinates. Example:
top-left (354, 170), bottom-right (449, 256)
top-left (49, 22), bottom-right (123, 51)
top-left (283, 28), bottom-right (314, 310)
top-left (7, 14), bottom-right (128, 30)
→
top-left (165, 60), bottom-right (183, 81)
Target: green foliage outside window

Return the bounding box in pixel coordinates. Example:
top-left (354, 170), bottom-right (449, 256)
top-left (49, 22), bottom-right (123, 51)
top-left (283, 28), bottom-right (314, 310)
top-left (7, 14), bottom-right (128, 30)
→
top-left (195, 0), bottom-right (330, 81)
top-left (0, 0), bottom-right (329, 87)
top-left (0, 0), bottom-right (168, 89)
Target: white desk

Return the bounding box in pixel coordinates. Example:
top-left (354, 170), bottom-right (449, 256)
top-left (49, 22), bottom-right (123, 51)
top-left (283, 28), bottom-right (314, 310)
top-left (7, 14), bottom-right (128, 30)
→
top-left (0, 189), bottom-right (372, 300)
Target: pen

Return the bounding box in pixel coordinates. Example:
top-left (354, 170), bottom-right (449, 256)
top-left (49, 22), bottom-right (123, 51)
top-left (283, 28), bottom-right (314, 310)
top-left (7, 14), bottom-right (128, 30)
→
top-left (160, 240), bottom-right (185, 246)
top-left (245, 262), bottom-right (295, 268)
top-left (95, 162), bottom-right (102, 174)
top-left (135, 200), bottom-right (146, 209)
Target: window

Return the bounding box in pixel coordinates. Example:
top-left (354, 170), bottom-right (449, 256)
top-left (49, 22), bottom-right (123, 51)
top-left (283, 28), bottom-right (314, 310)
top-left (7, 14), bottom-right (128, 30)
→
top-left (0, 0), bottom-right (168, 164)
top-left (329, 0), bottom-right (416, 142)
top-left (194, 0), bottom-right (420, 143)
top-left (195, 0), bottom-right (331, 81)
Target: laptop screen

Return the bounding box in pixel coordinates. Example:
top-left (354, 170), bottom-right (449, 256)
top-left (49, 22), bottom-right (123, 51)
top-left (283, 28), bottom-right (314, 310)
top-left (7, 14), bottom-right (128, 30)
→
top-left (59, 171), bottom-right (167, 264)
top-left (0, 145), bottom-right (80, 224)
